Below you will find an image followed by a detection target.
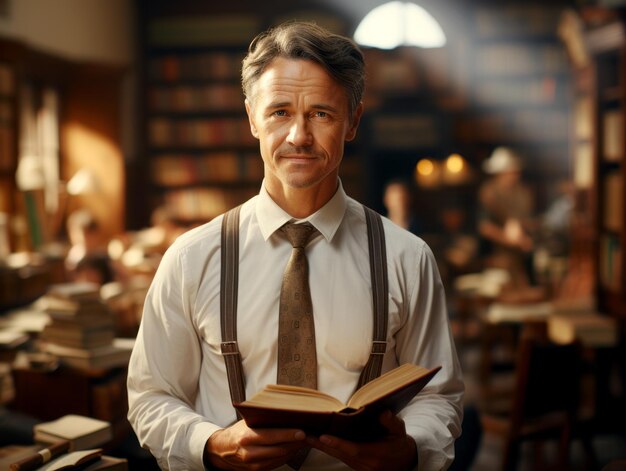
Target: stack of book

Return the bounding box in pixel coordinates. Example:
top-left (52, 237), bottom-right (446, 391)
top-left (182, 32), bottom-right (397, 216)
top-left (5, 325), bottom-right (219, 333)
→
top-left (7, 415), bottom-right (127, 470)
top-left (36, 283), bottom-right (133, 370)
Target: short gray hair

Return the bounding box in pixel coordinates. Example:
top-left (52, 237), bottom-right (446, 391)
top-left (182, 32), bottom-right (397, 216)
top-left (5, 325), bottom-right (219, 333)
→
top-left (242, 21), bottom-right (365, 117)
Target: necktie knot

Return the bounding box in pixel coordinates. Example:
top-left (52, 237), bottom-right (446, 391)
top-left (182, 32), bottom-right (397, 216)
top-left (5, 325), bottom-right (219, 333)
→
top-left (281, 222), bottom-right (316, 249)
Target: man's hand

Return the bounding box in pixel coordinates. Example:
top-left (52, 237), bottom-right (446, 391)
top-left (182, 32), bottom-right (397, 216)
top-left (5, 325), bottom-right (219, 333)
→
top-left (306, 410), bottom-right (418, 471)
top-left (204, 419), bottom-right (306, 470)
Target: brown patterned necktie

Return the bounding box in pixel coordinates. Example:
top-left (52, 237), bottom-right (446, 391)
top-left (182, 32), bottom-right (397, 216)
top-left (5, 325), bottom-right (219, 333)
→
top-left (277, 222), bottom-right (318, 389)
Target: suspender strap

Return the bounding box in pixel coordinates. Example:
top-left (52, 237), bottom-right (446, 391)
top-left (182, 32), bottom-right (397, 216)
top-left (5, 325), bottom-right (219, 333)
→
top-left (357, 206), bottom-right (389, 389)
top-left (220, 204), bottom-right (388, 405)
top-left (220, 205), bottom-right (246, 409)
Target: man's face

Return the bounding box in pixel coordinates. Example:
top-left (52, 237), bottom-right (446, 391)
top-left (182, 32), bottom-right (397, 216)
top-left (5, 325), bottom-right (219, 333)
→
top-left (245, 57), bottom-right (362, 199)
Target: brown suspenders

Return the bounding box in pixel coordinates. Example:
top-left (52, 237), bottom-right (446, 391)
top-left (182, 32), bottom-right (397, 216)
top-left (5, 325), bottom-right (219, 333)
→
top-left (220, 204), bottom-right (246, 408)
top-left (220, 204), bottom-right (388, 409)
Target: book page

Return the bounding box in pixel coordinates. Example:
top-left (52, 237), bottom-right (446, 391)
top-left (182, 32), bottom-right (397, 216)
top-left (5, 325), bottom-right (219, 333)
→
top-left (347, 364), bottom-right (432, 409)
top-left (245, 384), bottom-right (345, 412)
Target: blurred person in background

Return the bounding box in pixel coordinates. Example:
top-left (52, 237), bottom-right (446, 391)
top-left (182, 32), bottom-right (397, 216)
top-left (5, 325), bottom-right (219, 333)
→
top-left (477, 146), bottom-right (536, 289)
top-left (383, 178), bottom-right (421, 235)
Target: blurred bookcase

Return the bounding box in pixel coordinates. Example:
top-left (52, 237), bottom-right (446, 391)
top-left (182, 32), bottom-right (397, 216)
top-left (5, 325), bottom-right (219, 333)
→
top-left (140, 12), bottom-right (264, 224)
top-left (585, 17), bottom-right (626, 317)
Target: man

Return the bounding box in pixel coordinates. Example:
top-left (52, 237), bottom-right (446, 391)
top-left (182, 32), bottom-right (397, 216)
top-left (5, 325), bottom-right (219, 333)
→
top-left (128, 21), bottom-right (463, 471)
top-left (478, 146), bottom-right (535, 288)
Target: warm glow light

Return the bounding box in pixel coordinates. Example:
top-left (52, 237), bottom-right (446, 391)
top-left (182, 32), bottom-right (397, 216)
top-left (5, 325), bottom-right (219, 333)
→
top-left (416, 158), bottom-right (434, 176)
top-left (446, 153), bottom-right (464, 174)
top-left (443, 153), bottom-right (473, 186)
top-left (415, 158), bottom-right (442, 189)
top-left (354, 2), bottom-right (447, 50)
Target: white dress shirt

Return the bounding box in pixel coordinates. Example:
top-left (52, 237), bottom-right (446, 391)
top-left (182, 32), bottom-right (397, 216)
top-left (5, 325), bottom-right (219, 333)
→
top-left (127, 181), bottom-right (464, 471)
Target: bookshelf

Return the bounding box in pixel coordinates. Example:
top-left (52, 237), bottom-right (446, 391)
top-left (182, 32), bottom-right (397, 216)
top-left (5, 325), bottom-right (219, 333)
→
top-left (139, 9), bottom-right (266, 225)
top-left (584, 18), bottom-right (626, 317)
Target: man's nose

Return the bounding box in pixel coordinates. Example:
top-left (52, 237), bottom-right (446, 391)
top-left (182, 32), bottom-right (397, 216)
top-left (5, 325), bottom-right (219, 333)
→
top-left (286, 117), bottom-right (313, 146)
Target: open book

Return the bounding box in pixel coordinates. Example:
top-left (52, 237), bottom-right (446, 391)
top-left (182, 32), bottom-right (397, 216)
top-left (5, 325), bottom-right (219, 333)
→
top-left (234, 363), bottom-right (441, 441)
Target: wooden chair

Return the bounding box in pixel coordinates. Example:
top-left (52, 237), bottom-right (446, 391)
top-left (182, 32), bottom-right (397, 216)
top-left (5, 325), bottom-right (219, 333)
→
top-left (480, 323), bottom-right (586, 471)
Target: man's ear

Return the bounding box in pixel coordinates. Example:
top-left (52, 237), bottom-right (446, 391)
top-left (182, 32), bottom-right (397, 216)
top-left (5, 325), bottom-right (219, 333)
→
top-left (244, 98), bottom-right (259, 139)
top-left (345, 102), bottom-right (364, 142)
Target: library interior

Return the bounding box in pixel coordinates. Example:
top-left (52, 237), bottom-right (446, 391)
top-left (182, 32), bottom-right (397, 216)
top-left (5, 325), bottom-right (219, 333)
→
top-left (0, 0), bottom-right (626, 469)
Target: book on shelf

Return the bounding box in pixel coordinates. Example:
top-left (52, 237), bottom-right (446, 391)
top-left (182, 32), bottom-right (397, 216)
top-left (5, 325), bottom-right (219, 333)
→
top-left (574, 142), bottom-right (593, 189)
top-left (34, 415), bottom-right (112, 451)
top-left (23, 190), bottom-right (49, 250)
top-left (39, 338), bottom-right (134, 371)
top-left (234, 363), bottom-right (441, 441)
top-left (602, 110), bottom-right (623, 162)
top-left (148, 84), bottom-right (243, 113)
top-left (599, 234), bottom-right (622, 292)
top-left (148, 52), bottom-right (243, 82)
top-left (148, 117), bottom-right (256, 148)
top-left (574, 96), bottom-right (593, 140)
top-left (548, 312), bottom-right (617, 347)
top-left (603, 172), bottom-right (623, 232)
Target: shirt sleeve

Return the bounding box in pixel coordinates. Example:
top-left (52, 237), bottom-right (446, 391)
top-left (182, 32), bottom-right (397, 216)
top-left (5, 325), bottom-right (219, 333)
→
top-left (127, 243), bottom-right (219, 470)
top-left (395, 242), bottom-right (465, 471)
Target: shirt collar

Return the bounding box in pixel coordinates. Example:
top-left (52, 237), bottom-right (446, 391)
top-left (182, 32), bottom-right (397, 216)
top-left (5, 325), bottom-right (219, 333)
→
top-left (256, 179), bottom-right (347, 242)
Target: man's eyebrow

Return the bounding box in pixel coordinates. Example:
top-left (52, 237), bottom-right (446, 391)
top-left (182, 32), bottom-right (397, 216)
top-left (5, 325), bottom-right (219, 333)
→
top-left (264, 102), bottom-right (340, 113)
top-left (311, 103), bottom-right (339, 113)
top-left (266, 101), bottom-right (290, 110)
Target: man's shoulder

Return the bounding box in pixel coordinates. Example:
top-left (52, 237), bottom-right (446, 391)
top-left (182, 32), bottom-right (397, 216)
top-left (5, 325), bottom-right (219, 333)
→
top-left (346, 199), bottom-right (428, 252)
top-left (165, 218), bottom-right (221, 255)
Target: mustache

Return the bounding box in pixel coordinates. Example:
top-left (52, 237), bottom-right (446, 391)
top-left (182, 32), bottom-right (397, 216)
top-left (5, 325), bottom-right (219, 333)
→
top-left (277, 147), bottom-right (320, 157)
